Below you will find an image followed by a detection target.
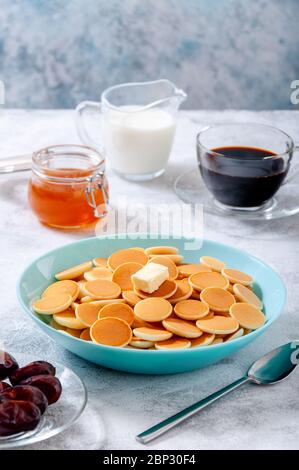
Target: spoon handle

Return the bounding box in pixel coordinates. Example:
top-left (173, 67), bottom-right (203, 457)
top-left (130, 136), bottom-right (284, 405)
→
top-left (0, 154), bottom-right (32, 174)
top-left (136, 376), bottom-right (250, 444)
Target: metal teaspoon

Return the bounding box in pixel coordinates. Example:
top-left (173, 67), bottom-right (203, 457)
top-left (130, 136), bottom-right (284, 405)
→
top-left (136, 341), bottom-right (299, 444)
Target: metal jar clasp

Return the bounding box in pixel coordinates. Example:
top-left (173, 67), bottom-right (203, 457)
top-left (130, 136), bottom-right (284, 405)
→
top-left (85, 172), bottom-right (109, 218)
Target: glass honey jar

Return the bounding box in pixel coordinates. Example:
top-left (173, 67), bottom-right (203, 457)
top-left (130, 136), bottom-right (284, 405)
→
top-left (28, 145), bottom-right (109, 228)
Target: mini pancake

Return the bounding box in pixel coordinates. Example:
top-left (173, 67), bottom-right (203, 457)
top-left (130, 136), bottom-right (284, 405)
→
top-left (229, 303), bottom-right (265, 330)
top-left (99, 303), bottom-right (134, 326)
top-left (134, 298), bottom-right (172, 322)
top-left (189, 272), bottom-right (229, 291)
top-left (129, 337), bottom-right (154, 349)
top-left (155, 337), bottom-right (191, 350)
top-left (84, 267), bottom-right (113, 282)
top-left (55, 261), bottom-right (93, 280)
top-left (90, 299), bottom-right (126, 306)
top-left (73, 275), bottom-right (86, 281)
top-left (133, 327), bottom-right (173, 342)
top-left (191, 289), bottom-right (201, 300)
top-left (131, 316), bottom-right (153, 329)
top-left (200, 256), bottom-right (225, 272)
top-left (108, 248), bottom-right (148, 270)
top-left (53, 309), bottom-right (86, 329)
top-left (112, 262), bottom-right (143, 290)
top-left (83, 279), bottom-right (121, 299)
top-left (178, 264), bottom-right (212, 278)
top-left (93, 257), bottom-right (107, 267)
top-left (233, 284), bottom-right (263, 309)
top-left (243, 328), bottom-right (252, 335)
top-left (71, 302), bottom-right (79, 310)
top-left (174, 299), bottom-right (209, 320)
top-left (42, 280), bottom-right (79, 301)
top-left (222, 268), bottom-right (253, 286)
top-left (203, 311), bottom-right (215, 320)
top-left (77, 280), bottom-right (87, 299)
top-left (32, 292), bottom-right (73, 315)
top-left (216, 311), bottom-right (231, 317)
top-left (212, 338), bottom-right (223, 345)
top-left (225, 328), bottom-right (244, 342)
top-left (162, 318), bottom-right (203, 339)
top-left (168, 279), bottom-right (193, 304)
top-left (148, 254), bottom-right (183, 265)
top-left (50, 318), bottom-right (66, 331)
top-left (200, 287), bottom-right (236, 312)
top-left (80, 296), bottom-right (93, 303)
top-left (90, 317), bottom-right (132, 347)
top-left (134, 280), bottom-right (177, 299)
top-left (190, 333), bottom-right (215, 347)
top-left (75, 303), bottom-right (101, 327)
top-left (227, 284), bottom-right (234, 294)
top-left (145, 246), bottom-right (179, 256)
top-left (65, 328), bottom-right (82, 338)
top-left (80, 328), bottom-right (92, 341)
top-left (122, 290), bottom-right (142, 307)
top-left (195, 315), bottom-right (239, 335)
top-left (149, 257), bottom-right (178, 281)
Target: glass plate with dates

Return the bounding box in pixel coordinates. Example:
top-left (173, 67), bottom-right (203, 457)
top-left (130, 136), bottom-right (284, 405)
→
top-left (0, 352), bottom-right (87, 449)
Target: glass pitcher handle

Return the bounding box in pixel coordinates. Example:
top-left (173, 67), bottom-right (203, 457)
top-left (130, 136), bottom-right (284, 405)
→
top-left (0, 154), bottom-right (32, 174)
top-left (85, 172), bottom-right (109, 218)
top-left (75, 101), bottom-right (104, 152)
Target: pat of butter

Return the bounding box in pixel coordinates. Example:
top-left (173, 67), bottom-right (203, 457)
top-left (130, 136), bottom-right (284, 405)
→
top-left (131, 263), bottom-right (169, 293)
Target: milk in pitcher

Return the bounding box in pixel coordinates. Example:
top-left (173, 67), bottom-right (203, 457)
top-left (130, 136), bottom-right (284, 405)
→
top-left (103, 106), bottom-right (176, 179)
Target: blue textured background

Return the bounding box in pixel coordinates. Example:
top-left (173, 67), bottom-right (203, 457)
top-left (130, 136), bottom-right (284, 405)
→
top-left (0, 0), bottom-right (298, 109)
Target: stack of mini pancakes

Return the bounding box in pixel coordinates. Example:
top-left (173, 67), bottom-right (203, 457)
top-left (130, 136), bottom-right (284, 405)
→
top-left (32, 246), bottom-right (265, 350)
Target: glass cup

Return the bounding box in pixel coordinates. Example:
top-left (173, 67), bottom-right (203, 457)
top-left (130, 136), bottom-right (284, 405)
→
top-left (196, 123), bottom-right (299, 211)
top-left (76, 79), bottom-right (187, 181)
top-left (28, 144), bottom-right (109, 228)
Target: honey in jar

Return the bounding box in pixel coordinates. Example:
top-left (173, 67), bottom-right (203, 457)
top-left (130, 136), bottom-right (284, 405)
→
top-left (28, 145), bottom-right (109, 228)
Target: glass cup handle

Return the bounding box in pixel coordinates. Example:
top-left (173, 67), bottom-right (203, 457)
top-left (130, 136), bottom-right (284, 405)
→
top-left (85, 172), bottom-right (109, 218)
top-left (75, 101), bottom-right (103, 151)
top-left (283, 143), bottom-right (299, 184)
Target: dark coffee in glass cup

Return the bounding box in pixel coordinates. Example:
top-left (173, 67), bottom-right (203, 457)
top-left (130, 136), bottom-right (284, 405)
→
top-left (196, 124), bottom-right (296, 210)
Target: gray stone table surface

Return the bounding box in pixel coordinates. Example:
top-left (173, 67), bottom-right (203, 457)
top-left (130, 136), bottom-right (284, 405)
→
top-left (0, 109), bottom-right (298, 450)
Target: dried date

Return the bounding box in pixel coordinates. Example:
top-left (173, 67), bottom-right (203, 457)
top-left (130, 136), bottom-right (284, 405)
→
top-left (0, 400), bottom-right (41, 436)
top-left (10, 361), bottom-right (55, 386)
top-left (0, 382), bottom-right (12, 393)
top-left (0, 352), bottom-right (19, 381)
top-left (20, 375), bottom-right (62, 405)
top-left (0, 385), bottom-right (48, 414)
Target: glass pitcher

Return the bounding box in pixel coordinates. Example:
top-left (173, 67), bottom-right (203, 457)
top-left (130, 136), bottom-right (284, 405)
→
top-left (76, 79), bottom-right (187, 181)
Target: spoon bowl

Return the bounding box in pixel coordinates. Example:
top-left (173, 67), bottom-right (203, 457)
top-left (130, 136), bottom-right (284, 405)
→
top-left (248, 341), bottom-right (299, 384)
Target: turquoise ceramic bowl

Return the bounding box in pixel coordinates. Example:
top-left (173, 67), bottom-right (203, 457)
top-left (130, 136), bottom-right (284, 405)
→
top-left (17, 235), bottom-right (286, 375)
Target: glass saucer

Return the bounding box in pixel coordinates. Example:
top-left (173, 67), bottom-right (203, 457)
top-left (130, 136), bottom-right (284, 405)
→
top-left (174, 168), bottom-right (299, 220)
top-left (0, 355), bottom-right (87, 449)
